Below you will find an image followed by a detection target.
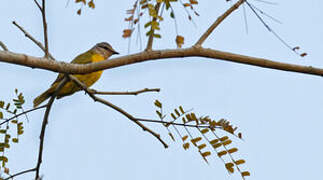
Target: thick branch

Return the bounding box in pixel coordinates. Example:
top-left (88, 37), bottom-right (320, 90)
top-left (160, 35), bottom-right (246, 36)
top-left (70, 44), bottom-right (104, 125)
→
top-left (35, 77), bottom-right (68, 180)
top-left (195, 0), bottom-right (245, 46)
top-left (69, 75), bottom-right (168, 148)
top-left (0, 41), bottom-right (8, 51)
top-left (1, 47), bottom-right (322, 77)
top-left (12, 21), bottom-right (54, 60)
top-left (89, 88), bottom-right (160, 95)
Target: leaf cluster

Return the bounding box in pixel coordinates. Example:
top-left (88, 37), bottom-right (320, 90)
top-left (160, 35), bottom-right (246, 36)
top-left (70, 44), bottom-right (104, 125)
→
top-left (123, 0), bottom-right (199, 48)
top-left (0, 89), bottom-right (27, 177)
top-left (154, 100), bottom-right (250, 179)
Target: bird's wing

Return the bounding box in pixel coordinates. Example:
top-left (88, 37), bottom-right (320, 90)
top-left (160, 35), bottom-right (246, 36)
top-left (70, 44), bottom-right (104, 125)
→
top-left (51, 50), bottom-right (94, 85)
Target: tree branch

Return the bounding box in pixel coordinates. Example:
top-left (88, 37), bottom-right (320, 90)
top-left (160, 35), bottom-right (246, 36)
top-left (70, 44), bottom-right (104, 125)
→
top-left (34, 0), bottom-right (42, 11)
top-left (1, 47), bottom-right (322, 77)
top-left (0, 41), bottom-right (8, 51)
top-left (195, 0), bottom-right (245, 46)
top-left (40, 0), bottom-right (49, 58)
top-left (4, 168), bottom-right (37, 180)
top-left (0, 104), bottom-right (47, 126)
top-left (12, 21), bottom-right (54, 60)
top-left (89, 88), bottom-right (160, 95)
top-left (68, 75), bottom-right (168, 148)
top-left (145, 3), bottom-right (161, 51)
top-left (35, 77), bottom-right (68, 180)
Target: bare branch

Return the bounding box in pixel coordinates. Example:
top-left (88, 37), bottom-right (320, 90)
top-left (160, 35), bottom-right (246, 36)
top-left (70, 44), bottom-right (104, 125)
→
top-left (4, 168), bottom-right (37, 180)
top-left (35, 77), bottom-right (69, 180)
top-left (1, 47), bottom-right (322, 77)
top-left (195, 0), bottom-right (245, 46)
top-left (89, 88), bottom-right (160, 95)
top-left (12, 21), bottom-right (54, 60)
top-left (145, 3), bottom-right (161, 51)
top-left (68, 75), bottom-right (168, 148)
top-left (0, 41), bottom-right (8, 51)
top-left (40, 0), bottom-right (49, 58)
top-left (0, 104), bottom-right (47, 126)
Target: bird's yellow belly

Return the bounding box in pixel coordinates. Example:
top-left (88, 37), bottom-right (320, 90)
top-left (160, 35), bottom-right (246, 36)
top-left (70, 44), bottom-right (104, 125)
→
top-left (57, 71), bottom-right (103, 98)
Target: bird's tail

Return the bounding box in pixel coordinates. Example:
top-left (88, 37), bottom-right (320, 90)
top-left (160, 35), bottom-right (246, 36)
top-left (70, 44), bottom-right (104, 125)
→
top-left (33, 87), bottom-right (54, 108)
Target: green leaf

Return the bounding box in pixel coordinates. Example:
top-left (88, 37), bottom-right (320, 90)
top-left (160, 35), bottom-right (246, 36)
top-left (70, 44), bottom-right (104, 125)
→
top-left (0, 130), bottom-right (6, 134)
top-left (153, 33), bottom-right (161, 38)
top-left (0, 112), bottom-right (3, 119)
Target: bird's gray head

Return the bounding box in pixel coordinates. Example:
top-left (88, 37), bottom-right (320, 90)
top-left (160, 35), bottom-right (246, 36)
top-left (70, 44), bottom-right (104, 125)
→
top-left (92, 42), bottom-right (119, 59)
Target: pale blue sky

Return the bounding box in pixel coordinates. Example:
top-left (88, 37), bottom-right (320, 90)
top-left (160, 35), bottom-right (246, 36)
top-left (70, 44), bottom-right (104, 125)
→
top-left (1, 0), bottom-right (323, 180)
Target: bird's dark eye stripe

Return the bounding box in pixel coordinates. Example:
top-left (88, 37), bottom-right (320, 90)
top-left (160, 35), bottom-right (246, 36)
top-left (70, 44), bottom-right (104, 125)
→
top-left (100, 46), bottom-right (110, 51)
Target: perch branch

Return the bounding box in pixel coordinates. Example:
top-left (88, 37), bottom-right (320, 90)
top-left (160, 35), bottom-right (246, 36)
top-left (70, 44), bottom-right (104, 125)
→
top-left (89, 88), bottom-right (160, 95)
top-left (68, 75), bottom-right (168, 148)
top-left (35, 77), bottom-right (68, 180)
top-left (1, 47), bottom-right (323, 77)
top-left (195, 0), bottom-right (245, 46)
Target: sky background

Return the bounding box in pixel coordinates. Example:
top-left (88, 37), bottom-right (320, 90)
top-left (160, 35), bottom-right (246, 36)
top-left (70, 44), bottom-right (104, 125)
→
top-left (1, 0), bottom-right (323, 180)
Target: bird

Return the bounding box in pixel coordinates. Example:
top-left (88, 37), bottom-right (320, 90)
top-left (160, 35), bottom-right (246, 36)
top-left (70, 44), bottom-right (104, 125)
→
top-left (33, 42), bottom-right (119, 108)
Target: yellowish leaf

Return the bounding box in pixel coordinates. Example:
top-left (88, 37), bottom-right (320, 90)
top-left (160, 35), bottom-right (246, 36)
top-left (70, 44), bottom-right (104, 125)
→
top-left (200, 128), bottom-right (209, 134)
top-left (182, 135), bottom-right (188, 141)
top-left (183, 143), bottom-right (190, 150)
top-left (222, 140), bottom-right (232, 146)
top-left (219, 136), bottom-right (228, 142)
top-left (217, 151), bottom-right (227, 157)
top-left (198, 144), bottom-right (206, 150)
top-left (241, 171), bottom-right (251, 177)
top-left (176, 35), bottom-right (184, 48)
top-left (225, 163), bottom-right (234, 173)
top-left (191, 137), bottom-right (202, 145)
top-left (201, 151), bottom-right (211, 157)
top-left (234, 159), bottom-right (245, 165)
top-left (228, 148), bottom-right (238, 154)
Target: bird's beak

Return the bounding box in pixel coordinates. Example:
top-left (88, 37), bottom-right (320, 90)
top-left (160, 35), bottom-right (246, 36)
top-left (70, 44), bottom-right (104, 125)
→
top-left (113, 51), bottom-right (119, 55)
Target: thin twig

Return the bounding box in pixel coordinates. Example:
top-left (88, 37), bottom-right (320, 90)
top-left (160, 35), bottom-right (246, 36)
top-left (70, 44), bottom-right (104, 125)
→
top-left (35, 77), bottom-right (68, 180)
top-left (0, 41), bottom-right (8, 51)
top-left (12, 21), bottom-right (54, 60)
top-left (135, 118), bottom-right (219, 129)
top-left (0, 105), bottom-right (47, 126)
top-left (68, 75), bottom-right (168, 148)
top-left (195, 0), bottom-right (245, 46)
top-left (89, 88), bottom-right (160, 95)
top-left (34, 0), bottom-right (42, 11)
top-left (145, 3), bottom-right (161, 51)
top-left (4, 168), bottom-right (37, 180)
top-left (40, 0), bottom-right (49, 58)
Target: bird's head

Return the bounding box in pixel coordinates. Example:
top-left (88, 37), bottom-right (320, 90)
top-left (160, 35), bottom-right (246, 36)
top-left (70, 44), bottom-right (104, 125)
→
top-left (93, 42), bottom-right (119, 59)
